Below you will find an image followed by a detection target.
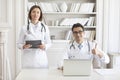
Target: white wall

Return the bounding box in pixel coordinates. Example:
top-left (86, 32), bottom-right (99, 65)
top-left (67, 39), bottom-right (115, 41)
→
top-left (0, 0), bottom-right (16, 80)
top-left (0, 0), bottom-right (27, 79)
top-left (107, 0), bottom-right (120, 53)
top-left (7, 0), bottom-right (16, 80)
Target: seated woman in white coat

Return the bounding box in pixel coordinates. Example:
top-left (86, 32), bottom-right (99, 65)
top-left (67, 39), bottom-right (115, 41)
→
top-left (17, 5), bottom-right (51, 68)
top-left (58, 23), bottom-right (110, 70)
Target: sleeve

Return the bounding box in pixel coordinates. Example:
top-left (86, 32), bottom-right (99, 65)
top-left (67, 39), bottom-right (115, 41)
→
top-left (66, 44), bottom-right (71, 59)
top-left (17, 27), bottom-right (26, 50)
top-left (91, 42), bottom-right (110, 68)
top-left (97, 49), bottom-right (110, 64)
top-left (57, 51), bottom-right (69, 68)
top-left (44, 25), bottom-right (52, 50)
top-left (93, 52), bottom-right (110, 68)
top-left (57, 43), bottom-right (69, 68)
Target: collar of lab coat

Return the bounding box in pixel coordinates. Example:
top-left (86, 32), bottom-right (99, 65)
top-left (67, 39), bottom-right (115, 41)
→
top-left (74, 40), bottom-right (83, 47)
top-left (29, 21), bottom-right (41, 29)
top-left (28, 21), bottom-right (42, 38)
top-left (29, 21), bottom-right (41, 30)
top-left (73, 40), bottom-right (88, 48)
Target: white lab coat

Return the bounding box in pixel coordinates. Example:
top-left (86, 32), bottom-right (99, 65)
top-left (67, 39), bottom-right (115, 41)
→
top-left (63, 40), bottom-right (110, 68)
top-left (17, 21), bottom-right (51, 68)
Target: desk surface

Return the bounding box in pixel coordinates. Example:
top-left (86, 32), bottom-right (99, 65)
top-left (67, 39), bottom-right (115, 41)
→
top-left (15, 68), bottom-right (120, 80)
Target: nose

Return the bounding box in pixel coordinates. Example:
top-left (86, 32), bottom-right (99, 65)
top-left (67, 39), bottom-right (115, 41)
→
top-left (35, 12), bottom-right (37, 16)
top-left (76, 33), bottom-right (81, 36)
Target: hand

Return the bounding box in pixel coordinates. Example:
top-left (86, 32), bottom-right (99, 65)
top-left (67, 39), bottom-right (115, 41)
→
top-left (23, 44), bottom-right (32, 49)
top-left (92, 43), bottom-right (103, 58)
top-left (38, 44), bottom-right (46, 50)
top-left (58, 66), bottom-right (63, 71)
top-left (92, 42), bottom-right (97, 55)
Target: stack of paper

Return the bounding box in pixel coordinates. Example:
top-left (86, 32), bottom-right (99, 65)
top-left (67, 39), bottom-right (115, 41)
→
top-left (39, 2), bottom-right (60, 12)
top-left (60, 18), bottom-right (89, 26)
top-left (79, 3), bottom-right (95, 13)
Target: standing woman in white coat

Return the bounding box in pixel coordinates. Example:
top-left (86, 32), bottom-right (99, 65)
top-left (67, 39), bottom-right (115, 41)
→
top-left (17, 5), bottom-right (51, 68)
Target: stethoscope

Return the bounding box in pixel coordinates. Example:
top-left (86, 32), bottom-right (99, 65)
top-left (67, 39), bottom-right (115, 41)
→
top-left (68, 40), bottom-right (91, 59)
top-left (70, 40), bottom-right (90, 52)
top-left (27, 20), bottom-right (46, 34)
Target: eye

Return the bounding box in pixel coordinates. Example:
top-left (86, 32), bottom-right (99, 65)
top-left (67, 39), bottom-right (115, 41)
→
top-left (37, 11), bottom-right (40, 14)
top-left (73, 31), bottom-right (83, 34)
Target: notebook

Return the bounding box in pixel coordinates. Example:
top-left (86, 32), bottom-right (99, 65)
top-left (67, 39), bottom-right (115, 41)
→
top-left (26, 40), bottom-right (41, 48)
top-left (63, 59), bottom-right (92, 76)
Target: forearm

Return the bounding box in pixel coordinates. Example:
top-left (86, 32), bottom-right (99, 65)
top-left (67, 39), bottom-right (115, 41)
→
top-left (45, 43), bottom-right (51, 50)
top-left (97, 50), bottom-right (110, 64)
top-left (17, 43), bottom-right (24, 50)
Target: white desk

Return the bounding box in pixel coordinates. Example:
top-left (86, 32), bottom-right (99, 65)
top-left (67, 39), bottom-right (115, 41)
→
top-left (15, 68), bottom-right (120, 80)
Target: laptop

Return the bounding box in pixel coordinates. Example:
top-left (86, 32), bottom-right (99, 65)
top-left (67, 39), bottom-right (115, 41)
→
top-left (26, 40), bottom-right (41, 48)
top-left (63, 59), bottom-right (92, 76)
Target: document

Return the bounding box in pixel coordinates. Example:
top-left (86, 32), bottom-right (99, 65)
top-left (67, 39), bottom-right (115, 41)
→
top-left (95, 69), bottom-right (119, 75)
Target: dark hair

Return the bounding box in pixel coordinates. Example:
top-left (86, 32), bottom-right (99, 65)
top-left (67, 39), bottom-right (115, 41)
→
top-left (71, 23), bottom-right (84, 32)
top-left (28, 5), bottom-right (43, 21)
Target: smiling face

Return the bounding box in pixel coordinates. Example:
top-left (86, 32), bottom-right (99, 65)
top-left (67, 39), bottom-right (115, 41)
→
top-left (30, 8), bottom-right (41, 22)
top-left (72, 26), bottom-right (85, 42)
top-left (28, 5), bottom-right (43, 23)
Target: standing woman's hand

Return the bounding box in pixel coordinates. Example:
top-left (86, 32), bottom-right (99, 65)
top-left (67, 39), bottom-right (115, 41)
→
top-left (23, 44), bottom-right (32, 49)
top-left (38, 44), bottom-right (46, 50)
